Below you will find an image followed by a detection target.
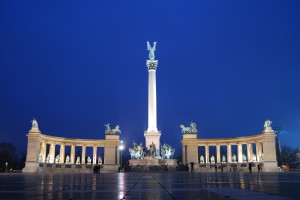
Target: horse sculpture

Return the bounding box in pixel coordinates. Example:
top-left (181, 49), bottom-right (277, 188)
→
top-left (104, 123), bottom-right (121, 134)
top-left (161, 144), bottom-right (175, 159)
top-left (111, 125), bottom-right (121, 134)
top-left (180, 122), bottom-right (198, 133)
top-left (129, 141), bottom-right (144, 159)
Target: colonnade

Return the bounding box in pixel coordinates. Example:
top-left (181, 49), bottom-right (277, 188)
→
top-left (194, 142), bottom-right (263, 164)
top-left (182, 126), bottom-right (278, 172)
top-left (39, 143), bottom-right (105, 165)
top-left (23, 124), bottom-right (121, 173)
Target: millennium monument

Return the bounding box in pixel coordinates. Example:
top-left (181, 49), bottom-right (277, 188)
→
top-left (128, 42), bottom-right (176, 168)
top-left (22, 41), bottom-right (278, 173)
top-left (144, 41), bottom-right (161, 155)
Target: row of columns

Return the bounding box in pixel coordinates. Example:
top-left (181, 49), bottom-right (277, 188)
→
top-left (39, 143), bottom-right (103, 164)
top-left (201, 142), bottom-right (263, 163)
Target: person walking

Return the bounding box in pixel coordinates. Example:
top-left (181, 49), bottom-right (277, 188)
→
top-left (248, 163), bottom-right (252, 173)
top-left (190, 162), bottom-right (194, 173)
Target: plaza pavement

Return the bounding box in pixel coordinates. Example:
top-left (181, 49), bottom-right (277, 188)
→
top-left (0, 172), bottom-right (299, 199)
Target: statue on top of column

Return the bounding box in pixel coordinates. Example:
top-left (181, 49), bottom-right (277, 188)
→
top-left (31, 118), bottom-right (39, 129)
top-left (147, 41), bottom-right (157, 60)
top-left (264, 120), bottom-right (272, 129)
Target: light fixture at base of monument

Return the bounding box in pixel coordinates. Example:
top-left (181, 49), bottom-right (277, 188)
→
top-left (144, 41), bottom-right (161, 156)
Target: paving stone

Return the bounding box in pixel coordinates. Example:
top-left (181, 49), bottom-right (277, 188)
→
top-left (0, 172), bottom-right (299, 199)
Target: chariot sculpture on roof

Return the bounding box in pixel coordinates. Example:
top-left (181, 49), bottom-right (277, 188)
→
top-left (180, 122), bottom-right (198, 134)
top-left (104, 123), bottom-right (121, 135)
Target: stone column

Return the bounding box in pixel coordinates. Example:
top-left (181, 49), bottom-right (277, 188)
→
top-left (144, 59), bottom-right (161, 155)
top-left (247, 143), bottom-right (253, 162)
top-left (238, 144), bottom-right (243, 163)
top-left (40, 142), bottom-right (47, 162)
top-left (59, 144), bottom-right (65, 163)
top-left (182, 145), bottom-right (186, 163)
top-left (205, 145), bottom-right (209, 163)
top-left (256, 142), bottom-right (260, 162)
top-left (216, 145), bottom-right (221, 163)
top-left (49, 143), bottom-right (55, 163)
top-left (70, 145), bottom-right (75, 164)
top-left (227, 145), bottom-right (232, 163)
top-left (93, 146), bottom-right (97, 164)
top-left (81, 146), bottom-right (86, 164)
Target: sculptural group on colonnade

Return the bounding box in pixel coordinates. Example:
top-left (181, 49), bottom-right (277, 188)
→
top-left (180, 122), bottom-right (198, 134)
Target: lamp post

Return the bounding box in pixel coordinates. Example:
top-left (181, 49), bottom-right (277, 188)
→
top-left (5, 162), bottom-right (8, 173)
top-left (119, 140), bottom-right (124, 172)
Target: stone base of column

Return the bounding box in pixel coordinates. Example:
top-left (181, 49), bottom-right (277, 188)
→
top-left (263, 161), bottom-right (279, 172)
top-left (22, 161), bottom-right (39, 173)
top-left (144, 130), bottom-right (161, 155)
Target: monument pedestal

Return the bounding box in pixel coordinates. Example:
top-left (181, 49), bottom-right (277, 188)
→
top-left (144, 130), bottom-right (161, 155)
top-left (129, 158), bottom-right (177, 166)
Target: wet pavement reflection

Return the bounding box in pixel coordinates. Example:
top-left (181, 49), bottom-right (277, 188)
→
top-left (0, 172), bottom-right (299, 199)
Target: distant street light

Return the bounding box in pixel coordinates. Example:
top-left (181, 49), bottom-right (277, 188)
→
top-left (119, 141), bottom-right (124, 172)
top-left (5, 162), bottom-right (8, 173)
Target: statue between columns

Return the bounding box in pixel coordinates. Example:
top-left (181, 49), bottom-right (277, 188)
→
top-left (66, 155), bottom-right (70, 164)
top-left (98, 156), bottom-right (102, 165)
top-left (147, 41), bottom-right (157, 61)
top-left (76, 156), bottom-right (80, 164)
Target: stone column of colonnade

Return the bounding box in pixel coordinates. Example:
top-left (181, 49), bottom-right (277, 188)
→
top-left (237, 144), bottom-right (243, 163)
top-left (227, 145), bottom-right (232, 163)
top-left (256, 142), bottom-right (261, 162)
top-left (216, 145), bottom-right (221, 163)
top-left (59, 144), bottom-right (65, 163)
top-left (93, 146), bottom-right (97, 164)
top-left (40, 142), bottom-right (47, 162)
top-left (49, 144), bottom-right (55, 163)
top-left (70, 145), bottom-right (75, 164)
top-left (81, 146), bottom-right (86, 164)
top-left (247, 143), bottom-right (253, 162)
top-left (205, 145), bottom-right (209, 163)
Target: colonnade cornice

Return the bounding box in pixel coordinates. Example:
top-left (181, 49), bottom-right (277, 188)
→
top-left (182, 133), bottom-right (264, 146)
top-left (39, 133), bottom-right (107, 146)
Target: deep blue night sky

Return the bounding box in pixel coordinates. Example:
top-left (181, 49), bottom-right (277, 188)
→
top-left (0, 0), bottom-right (300, 157)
